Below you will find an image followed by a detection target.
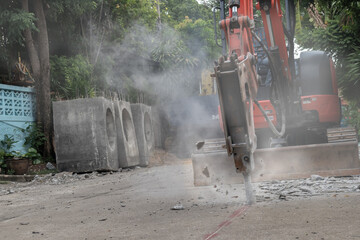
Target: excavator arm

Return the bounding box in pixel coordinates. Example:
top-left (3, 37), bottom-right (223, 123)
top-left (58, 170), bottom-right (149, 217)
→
top-left (192, 0), bottom-right (360, 204)
top-left (214, 0), bottom-right (295, 203)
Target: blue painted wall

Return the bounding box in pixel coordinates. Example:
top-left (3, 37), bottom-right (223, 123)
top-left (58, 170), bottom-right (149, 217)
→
top-left (0, 84), bottom-right (36, 153)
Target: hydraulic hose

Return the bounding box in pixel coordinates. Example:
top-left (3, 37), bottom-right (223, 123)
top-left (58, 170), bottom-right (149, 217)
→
top-left (213, 9), bottom-right (222, 48)
top-left (251, 29), bottom-right (286, 137)
top-left (254, 99), bottom-right (286, 137)
top-left (251, 29), bottom-right (280, 89)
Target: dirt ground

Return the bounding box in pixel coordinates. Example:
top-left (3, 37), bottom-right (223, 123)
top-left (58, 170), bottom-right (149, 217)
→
top-left (1, 154), bottom-right (360, 240)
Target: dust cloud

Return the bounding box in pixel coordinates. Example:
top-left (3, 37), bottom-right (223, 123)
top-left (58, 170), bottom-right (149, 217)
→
top-left (92, 23), bottom-right (223, 157)
top-left (91, 22), bottom-right (225, 199)
top-left (96, 24), bottom-right (203, 102)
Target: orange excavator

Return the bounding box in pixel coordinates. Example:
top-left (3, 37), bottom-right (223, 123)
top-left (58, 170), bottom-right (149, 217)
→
top-left (192, 0), bottom-right (360, 204)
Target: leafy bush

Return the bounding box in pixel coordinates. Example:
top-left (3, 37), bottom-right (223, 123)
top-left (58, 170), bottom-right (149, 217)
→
top-left (0, 134), bottom-right (18, 173)
top-left (22, 147), bottom-right (42, 165)
top-left (0, 129), bottom-right (44, 173)
top-left (50, 55), bottom-right (96, 99)
top-left (296, 1), bottom-right (360, 106)
top-left (343, 101), bottom-right (360, 135)
top-left (0, 7), bottom-right (37, 67)
top-left (22, 123), bottom-right (45, 156)
top-left (0, 134), bottom-right (17, 152)
top-left (0, 149), bottom-right (6, 172)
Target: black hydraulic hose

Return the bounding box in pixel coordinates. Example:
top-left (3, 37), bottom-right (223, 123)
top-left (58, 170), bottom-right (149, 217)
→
top-left (282, 23), bottom-right (292, 40)
top-left (283, 22), bottom-right (295, 82)
top-left (213, 9), bottom-right (223, 48)
top-left (251, 29), bottom-right (278, 84)
top-left (251, 29), bottom-right (286, 137)
top-left (251, 29), bottom-right (280, 103)
top-left (254, 99), bottom-right (286, 137)
top-left (251, 30), bottom-right (271, 65)
top-left (284, 0), bottom-right (296, 82)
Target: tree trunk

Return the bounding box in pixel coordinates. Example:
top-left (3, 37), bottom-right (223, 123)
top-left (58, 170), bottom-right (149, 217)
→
top-left (22, 0), bottom-right (42, 125)
top-left (34, 0), bottom-right (52, 158)
top-left (157, 0), bottom-right (161, 29)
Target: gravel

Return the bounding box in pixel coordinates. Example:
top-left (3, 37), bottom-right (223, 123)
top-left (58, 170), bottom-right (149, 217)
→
top-left (256, 175), bottom-right (360, 201)
top-left (1, 167), bottom-right (360, 204)
top-left (0, 168), bottom-right (138, 196)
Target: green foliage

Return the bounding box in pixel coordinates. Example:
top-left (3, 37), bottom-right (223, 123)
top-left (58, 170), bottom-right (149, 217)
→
top-left (151, 26), bottom-right (199, 69)
top-left (50, 55), bottom-right (96, 99)
top-left (340, 48), bottom-right (360, 105)
top-left (47, 0), bottom-right (99, 20)
top-left (6, 169), bottom-right (15, 175)
top-left (0, 134), bottom-right (18, 172)
top-left (0, 149), bottom-right (6, 171)
top-left (0, 134), bottom-right (17, 152)
top-left (297, 1), bottom-right (360, 106)
top-left (163, 0), bottom-right (212, 25)
top-left (0, 2), bottom-right (38, 71)
top-left (175, 17), bottom-right (219, 62)
top-left (343, 102), bottom-right (360, 135)
top-left (111, 0), bottom-right (159, 30)
top-left (1, 0), bottom-right (219, 103)
top-left (22, 148), bottom-right (42, 165)
top-left (0, 149), bottom-right (5, 161)
top-left (0, 126), bottom-right (44, 172)
top-left (22, 123), bottom-right (46, 156)
top-left (0, 9), bottom-right (37, 46)
top-left (149, 25), bottom-right (202, 97)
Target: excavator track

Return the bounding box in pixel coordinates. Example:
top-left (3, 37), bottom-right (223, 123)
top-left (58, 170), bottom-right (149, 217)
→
top-left (327, 127), bottom-right (358, 143)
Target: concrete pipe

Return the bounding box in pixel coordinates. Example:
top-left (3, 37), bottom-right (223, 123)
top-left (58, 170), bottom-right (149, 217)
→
top-left (131, 103), bottom-right (154, 167)
top-left (114, 100), bottom-right (140, 168)
top-left (53, 97), bottom-right (119, 172)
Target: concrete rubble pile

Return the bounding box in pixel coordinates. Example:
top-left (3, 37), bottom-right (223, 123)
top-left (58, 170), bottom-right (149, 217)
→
top-left (255, 175), bottom-right (360, 201)
top-left (0, 169), bottom-right (137, 196)
top-left (0, 172), bottom-right (96, 196)
top-left (31, 172), bottom-right (98, 185)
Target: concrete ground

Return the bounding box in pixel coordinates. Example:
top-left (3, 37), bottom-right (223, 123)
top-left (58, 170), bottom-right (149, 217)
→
top-left (1, 158), bottom-right (360, 240)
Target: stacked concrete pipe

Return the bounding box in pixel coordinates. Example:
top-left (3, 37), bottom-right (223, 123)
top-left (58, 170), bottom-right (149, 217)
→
top-left (131, 103), bottom-right (154, 166)
top-left (114, 100), bottom-right (140, 167)
top-left (53, 97), bottom-right (118, 172)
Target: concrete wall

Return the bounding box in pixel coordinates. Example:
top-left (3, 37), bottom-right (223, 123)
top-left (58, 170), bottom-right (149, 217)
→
top-left (0, 84), bottom-right (36, 153)
top-left (114, 100), bottom-right (140, 167)
top-left (131, 104), bottom-right (154, 166)
top-left (53, 97), bottom-right (119, 172)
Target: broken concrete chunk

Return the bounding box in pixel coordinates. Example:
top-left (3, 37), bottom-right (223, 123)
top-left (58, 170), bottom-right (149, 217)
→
top-left (310, 175), bottom-right (324, 181)
top-left (171, 203), bottom-right (184, 210)
top-left (299, 186), bottom-right (313, 194)
top-left (46, 162), bottom-right (56, 170)
top-left (202, 166), bottom-right (210, 178)
top-left (279, 194), bottom-right (286, 200)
